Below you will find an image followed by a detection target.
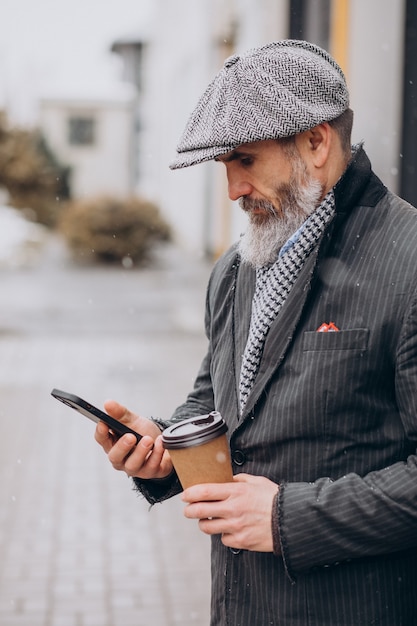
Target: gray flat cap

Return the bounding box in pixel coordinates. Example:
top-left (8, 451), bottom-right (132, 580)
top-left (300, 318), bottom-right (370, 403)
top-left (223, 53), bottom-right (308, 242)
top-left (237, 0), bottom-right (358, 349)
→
top-left (170, 39), bottom-right (349, 169)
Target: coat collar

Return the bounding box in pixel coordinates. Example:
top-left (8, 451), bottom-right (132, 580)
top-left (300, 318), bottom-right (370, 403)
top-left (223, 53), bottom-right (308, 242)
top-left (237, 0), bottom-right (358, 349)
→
top-left (333, 144), bottom-right (386, 214)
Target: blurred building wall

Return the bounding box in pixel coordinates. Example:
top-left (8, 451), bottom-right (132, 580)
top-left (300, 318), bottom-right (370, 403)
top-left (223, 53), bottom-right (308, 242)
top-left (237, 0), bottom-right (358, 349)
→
top-left (347, 0), bottom-right (406, 194)
top-left (39, 90), bottom-right (136, 199)
top-left (113, 0), bottom-right (409, 257)
top-left (136, 0), bottom-right (288, 256)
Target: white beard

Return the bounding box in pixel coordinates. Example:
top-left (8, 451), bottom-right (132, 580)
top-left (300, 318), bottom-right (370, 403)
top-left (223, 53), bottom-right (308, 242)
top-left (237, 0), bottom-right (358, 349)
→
top-left (238, 162), bottom-right (323, 269)
top-left (238, 211), bottom-right (308, 268)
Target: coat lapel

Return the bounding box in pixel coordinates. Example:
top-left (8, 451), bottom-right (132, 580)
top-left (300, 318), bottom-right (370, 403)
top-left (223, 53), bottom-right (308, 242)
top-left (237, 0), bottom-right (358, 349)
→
top-left (233, 261), bottom-right (256, 397)
top-left (240, 245), bottom-right (321, 420)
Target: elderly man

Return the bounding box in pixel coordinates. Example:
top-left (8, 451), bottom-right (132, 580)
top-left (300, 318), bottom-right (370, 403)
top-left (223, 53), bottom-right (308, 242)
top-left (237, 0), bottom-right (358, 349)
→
top-left (96, 40), bottom-right (417, 625)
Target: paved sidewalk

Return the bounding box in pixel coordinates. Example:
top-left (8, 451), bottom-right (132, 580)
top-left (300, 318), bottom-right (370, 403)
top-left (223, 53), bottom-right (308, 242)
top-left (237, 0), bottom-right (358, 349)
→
top-left (0, 237), bottom-right (213, 626)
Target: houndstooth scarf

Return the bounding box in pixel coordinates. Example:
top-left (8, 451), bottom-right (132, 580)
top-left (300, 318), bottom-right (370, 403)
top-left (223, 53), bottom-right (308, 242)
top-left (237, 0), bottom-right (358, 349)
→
top-left (239, 190), bottom-right (336, 413)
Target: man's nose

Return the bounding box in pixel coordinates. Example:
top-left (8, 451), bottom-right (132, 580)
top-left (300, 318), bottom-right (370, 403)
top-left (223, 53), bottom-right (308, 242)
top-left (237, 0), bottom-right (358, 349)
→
top-left (227, 175), bottom-right (253, 201)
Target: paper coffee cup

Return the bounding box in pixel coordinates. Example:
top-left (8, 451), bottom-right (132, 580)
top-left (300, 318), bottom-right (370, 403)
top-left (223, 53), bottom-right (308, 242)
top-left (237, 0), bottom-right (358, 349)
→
top-left (161, 412), bottom-right (233, 489)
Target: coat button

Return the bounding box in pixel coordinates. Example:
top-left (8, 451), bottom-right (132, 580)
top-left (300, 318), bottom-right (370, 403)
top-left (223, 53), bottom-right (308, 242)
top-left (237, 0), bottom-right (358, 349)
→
top-left (232, 450), bottom-right (246, 466)
top-left (230, 547), bottom-right (241, 555)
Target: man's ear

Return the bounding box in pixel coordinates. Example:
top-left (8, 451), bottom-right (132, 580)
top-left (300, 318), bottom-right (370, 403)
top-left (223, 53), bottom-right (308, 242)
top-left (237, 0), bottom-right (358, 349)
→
top-left (295, 123), bottom-right (331, 169)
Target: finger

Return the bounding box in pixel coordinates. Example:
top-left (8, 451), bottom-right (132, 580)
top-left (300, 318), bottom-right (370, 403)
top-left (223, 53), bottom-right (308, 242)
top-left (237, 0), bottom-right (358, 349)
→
top-left (198, 517), bottom-right (230, 537)
top-left (108, 433), bottom-right (151, 471)
top-left (103, 399), bottom-right (136, 424)
top-left (182, 482), bottom-right (232, 504)
top-left (137, 437), bottom-right (173, 479)
top-left (232, 473), bottom-right (255, 483)
top-left (183, 498), bottom-right (229, 521)
top-left (103, 400), bottom-right (162, 441)
top-left (137, 436), bottom-right (164, 471)
top-left (113, 435), bottom-right (174, 479)
top-left (184, 501), bottom-right (206, 520)
top-left (123, 436), bottom-right (164, 477)
top-left (95, 421), bottom-right (116, 453)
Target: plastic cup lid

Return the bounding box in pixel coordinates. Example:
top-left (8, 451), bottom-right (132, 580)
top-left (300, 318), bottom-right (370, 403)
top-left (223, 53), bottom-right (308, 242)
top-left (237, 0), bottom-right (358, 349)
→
top-left (161, 411), bottom-right (227, 449)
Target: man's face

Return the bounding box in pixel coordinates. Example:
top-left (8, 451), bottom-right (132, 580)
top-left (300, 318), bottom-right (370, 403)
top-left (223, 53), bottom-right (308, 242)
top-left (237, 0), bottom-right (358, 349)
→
top-left (217, 140), bottom-right (323, 268)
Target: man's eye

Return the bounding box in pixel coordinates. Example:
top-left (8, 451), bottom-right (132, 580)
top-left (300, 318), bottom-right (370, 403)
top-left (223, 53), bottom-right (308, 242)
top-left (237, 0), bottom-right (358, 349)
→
top-left (241, 157), bottom-right (253, 166)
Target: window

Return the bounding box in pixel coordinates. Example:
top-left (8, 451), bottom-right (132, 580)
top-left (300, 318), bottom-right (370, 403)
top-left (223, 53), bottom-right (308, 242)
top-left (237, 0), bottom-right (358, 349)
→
top-left (68, 116), bottom-right (95, 146)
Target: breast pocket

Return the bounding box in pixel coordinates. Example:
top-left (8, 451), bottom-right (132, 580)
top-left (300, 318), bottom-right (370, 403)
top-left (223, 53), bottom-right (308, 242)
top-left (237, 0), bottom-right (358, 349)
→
top-left (303, 328), bottom-right (369, 352)
top-left (301, 328), bottom-right (371, 425)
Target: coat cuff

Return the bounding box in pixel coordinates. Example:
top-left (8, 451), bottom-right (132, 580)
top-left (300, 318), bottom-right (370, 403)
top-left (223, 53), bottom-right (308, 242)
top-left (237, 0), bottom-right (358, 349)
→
top-left (132, 471), bottom-right (182, 505)
top-left (276, 482), bottom-right (297, 583)
top-left (271, 488), bottom-right (281, 556)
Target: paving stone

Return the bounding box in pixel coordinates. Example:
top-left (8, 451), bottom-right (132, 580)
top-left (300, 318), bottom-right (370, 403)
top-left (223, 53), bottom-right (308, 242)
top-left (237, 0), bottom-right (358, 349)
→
top-left (0, 239), bottom-right (212, 626)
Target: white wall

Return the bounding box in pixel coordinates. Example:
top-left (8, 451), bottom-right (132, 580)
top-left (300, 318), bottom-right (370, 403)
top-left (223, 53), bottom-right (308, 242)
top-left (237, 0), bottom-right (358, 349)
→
top-left (137, 0), bottom-right (290, 255)
top-left (136, 0), bottom-right (408, 255)
top-left (216, 0), bottom-right (291, 253)
top-left (136, 0), bottom-right (213, 254)
top-left (348, 0), bottom-right (406, 193)
top-left (39, 90), bottom-right (136, 199)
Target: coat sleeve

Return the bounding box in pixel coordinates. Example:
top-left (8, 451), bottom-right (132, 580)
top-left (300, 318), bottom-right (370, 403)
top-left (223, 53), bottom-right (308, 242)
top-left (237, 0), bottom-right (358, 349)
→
top-left (278, 284), bottom-right (417, 579)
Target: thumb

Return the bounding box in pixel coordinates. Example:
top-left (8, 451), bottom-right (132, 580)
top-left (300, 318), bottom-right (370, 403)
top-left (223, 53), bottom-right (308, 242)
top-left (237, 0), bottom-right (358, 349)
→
top-left (103, 399), bottom-right (133, 422)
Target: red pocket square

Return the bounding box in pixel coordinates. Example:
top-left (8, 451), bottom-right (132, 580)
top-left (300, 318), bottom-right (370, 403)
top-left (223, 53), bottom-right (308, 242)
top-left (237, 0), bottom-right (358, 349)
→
top-left (316, 322), bottom-right (340, 332)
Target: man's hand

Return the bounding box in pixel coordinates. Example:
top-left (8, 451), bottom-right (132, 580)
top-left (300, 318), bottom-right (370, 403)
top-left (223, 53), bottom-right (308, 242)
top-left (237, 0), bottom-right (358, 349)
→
top-left (181, 473), bottom-right (279, 553)
top-left (94, 400), bottom-right (173, 480)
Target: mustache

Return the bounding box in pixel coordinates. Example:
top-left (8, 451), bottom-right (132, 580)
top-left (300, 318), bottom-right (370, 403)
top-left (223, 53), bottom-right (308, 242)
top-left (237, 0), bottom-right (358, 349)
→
top-left (239, 197), bottom-right (278, 216)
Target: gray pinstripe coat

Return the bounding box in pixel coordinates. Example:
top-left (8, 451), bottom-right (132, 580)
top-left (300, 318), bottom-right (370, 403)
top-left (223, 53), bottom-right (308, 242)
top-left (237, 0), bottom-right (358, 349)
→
top-left (136, 146), bottom-right (417, 625)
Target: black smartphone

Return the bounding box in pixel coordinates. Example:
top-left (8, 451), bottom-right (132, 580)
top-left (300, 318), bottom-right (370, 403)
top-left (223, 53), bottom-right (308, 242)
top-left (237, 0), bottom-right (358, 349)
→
top-left (51, 388), bottom-right (142, 443)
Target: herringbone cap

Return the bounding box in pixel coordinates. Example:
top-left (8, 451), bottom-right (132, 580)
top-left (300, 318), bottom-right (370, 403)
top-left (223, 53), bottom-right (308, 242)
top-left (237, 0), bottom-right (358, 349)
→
top-left (170, 40), bottom-right (349, 169)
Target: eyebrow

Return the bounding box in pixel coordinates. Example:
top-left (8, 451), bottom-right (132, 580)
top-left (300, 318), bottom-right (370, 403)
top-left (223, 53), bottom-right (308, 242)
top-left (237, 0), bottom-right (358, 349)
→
top-left (216, 149), bottom-right (253, 163)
